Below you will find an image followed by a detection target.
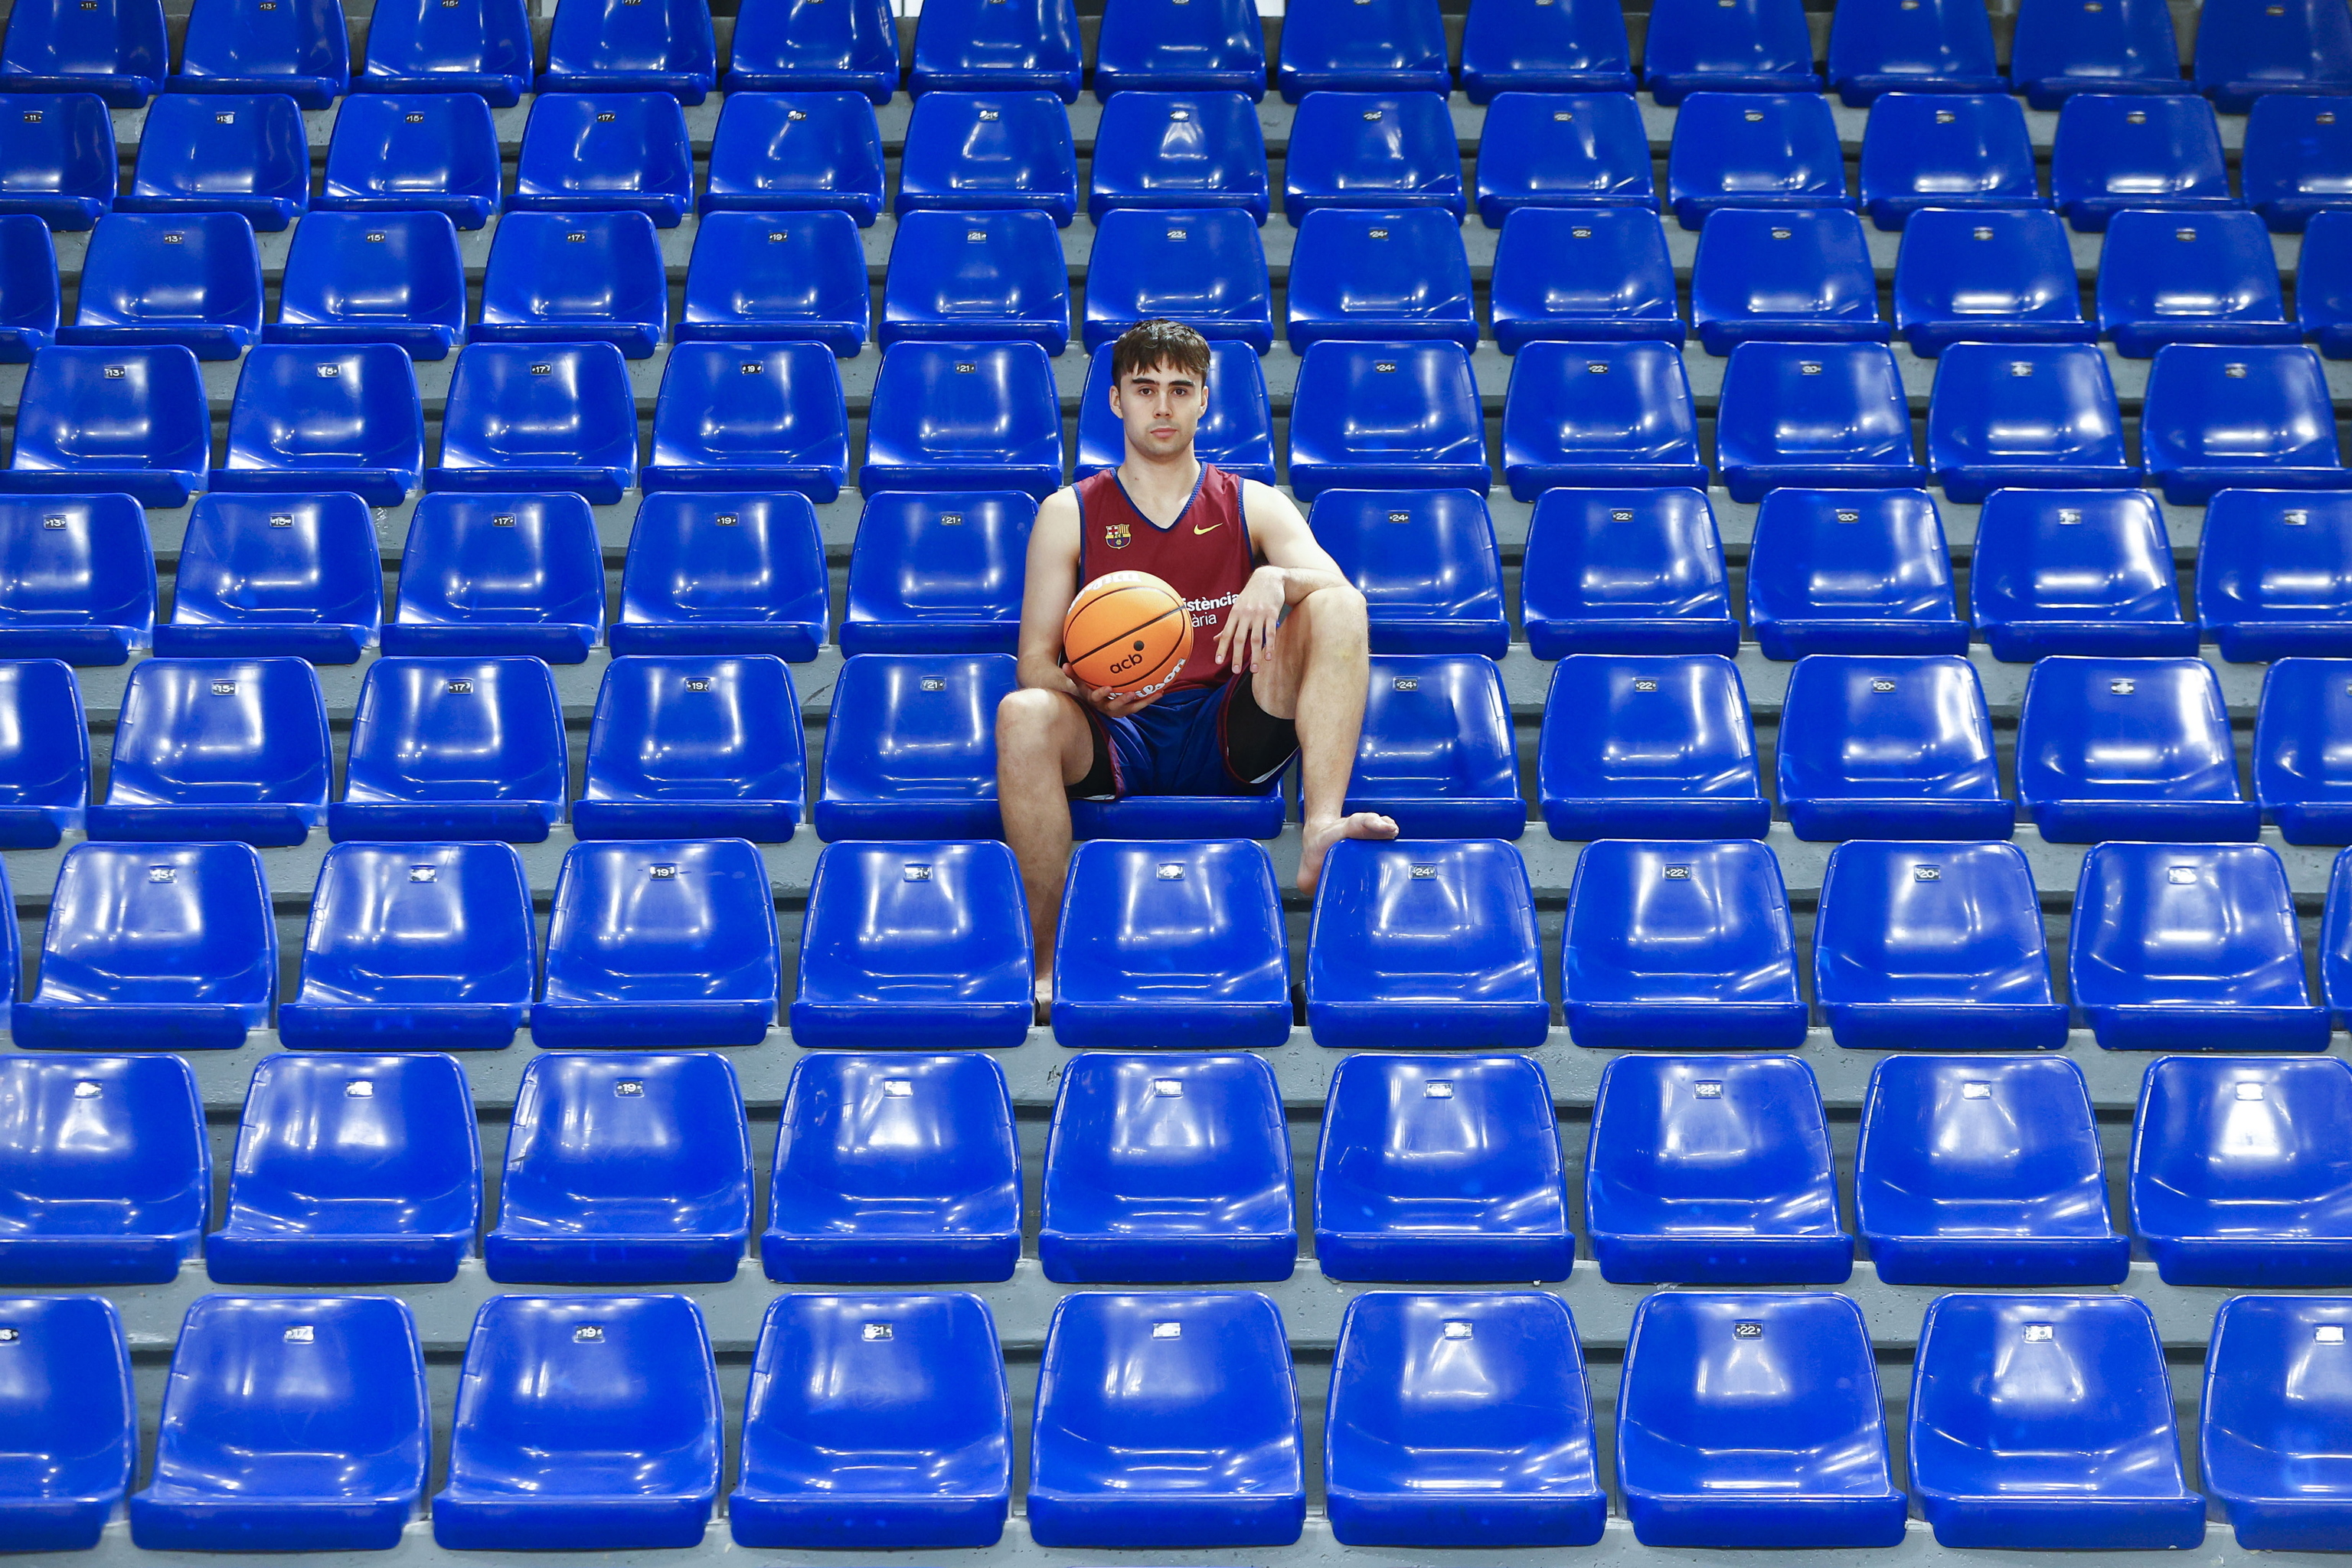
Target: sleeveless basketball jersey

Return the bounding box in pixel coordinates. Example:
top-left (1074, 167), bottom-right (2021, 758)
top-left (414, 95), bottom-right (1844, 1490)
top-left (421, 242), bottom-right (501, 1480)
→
top-left (1074, 464), bottom-right (1256, 692)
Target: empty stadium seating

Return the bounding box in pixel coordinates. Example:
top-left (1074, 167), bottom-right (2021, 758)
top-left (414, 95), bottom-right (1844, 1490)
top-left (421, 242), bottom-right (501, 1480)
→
top-left (1092, 0), bottom-right (1263, 96)
top-left (0, 658), bottom-right (87, 844)
top-left (2295, 210), bottom-right (2352, 351)
top-left (884, 208), bottom-right (1068, 354)
top-left (158, 492), bottom-right (381, 661)
top-left (0, 0), bottom-right (165, 104)
top-left (576, 655), bottom-right (806, 839)
top-left (60, 211), bottom-right (260, 358)
top-left (840, 491), bottom-right (1030, 654)
top-left (678, 210), bottom-right (870, 351)
top-left (898, 91), bottom-right (1080, 224)
top-left (1536, 653), bottom-right (1768, 838)
top-left (911, 0), bottom-right (1080, 97)
top-left (1305, 488), bottom-right (1508, 653)
top-left (1290, 340), bottom-right (1488, 495)
top-left (2140, 342), bottom-right (2348, 501)
top-left (1857, 91), bottom-right (2039, 227)
top-left (816, 653), bottom-right (1014, 838)
top-left (0, 492), bottom-right (155, 660)
top-left (170, 0), bottom-right (345, 104)
top-left (90, 655), bottom-right (330, 845)
top-left (1499, 340), bottom-right (1707, 497)
top-left (1472, 93), bottom-right (1654, 226)
top-left (614, 491), bottom-right (830, 658)
top-left (1282, 90), bottom-right (1464, 221)
top-left (2241, 92), bottom-right (2352, 230)
top-left (1890, 207), bottom-right (2096, 354)
top-left (1664, 91), bottom-right (1849, 227)
top-left (1348, 654), bottom-right (1521, 834)
top-left (1052, 838), bottom-right (1289, 1047)
top-left (722, 0), bottom-right (897, 97)
top-left (0, 214), bottom-right (56, 358)
top-left (1083, 208), bottom-right (1271, 348)
top-left (704, 91), bottom-right (889, 224)
top-left (387, 493), bottom-right (606, 660)
top-left (541, 0), bottom-right (716, 98)
top-left (216, 344), bottom-right (426, 505)
top-left (0, 1052), bottom-right (205, 1282)
top-left (2007, 0), bottom-right (2188, 106)
top-left (2196, 0), bottom-right (2352, 108)
top-left (1517, 485), bottom-right (1738, 655)
top-left (1488, 207), bottom-right (1681, 351)
top-left (1776, 655), bottom-right (2012, 838)
top-left (1459, 0), bottom-right (1632, 99)
top-left (0, 92), bottom-right (115, 227)
top-left (0, 1296), bottom-right (134, 1552)
top-left (1305, 838), bottom-right (1547, 1047)
top-left (1075, 338), bottom-right (1276, 481)
top-left (1690, 207), bottom-right (1883, 354)
top-left (268, 210), bottom-right (469, 358)
top-left (1716, 341), bottom-right (1926, 500)
top-left (1970, 487), bottom-right (2193, 657)
top-left (478, 211), bottom-right (667, 356)
top-left (354, 0), bottom-right (532, 103)
top-left (430, 342), bottom-right (640, 503)
top-left (1277, 0), bottom-right (1447, 99)
top-left (1744, 488), bottom-right (1967, 657)
top-left (1286, 207), bottom-right (1476, 351)
top-left (2202, 1295), bottom-right (2352, 1550)
top-left (335, 656), bottom-right (567, 841)
top-left (512, 91), bottom-right (696, 225)
top-left (119, 93), bottom-right (309, 230)
top-left (2017, 655), bottom-right (2259, 840)
top-left (2051, 93), bottom-right (2234, 229)
top-left (644, 341), bottom-right (851, 498)
top-left (1642, 0), bottom-right (1819, 101)
top-left (861, 341), bottom-right (1065, 496)
top-left (4, 344), bottom-right (208, 505)
top-left (792, 841), bottom-right (1029, 1046)
top-left (1927, 342), bottom-right (2139, 499)
top-left (2132, 1055), bottom-right (2352, 1282)
top-left (2256, 657), bottom-right (2352, 841)
top-left (2098, 210), bottom-right (2296, 358)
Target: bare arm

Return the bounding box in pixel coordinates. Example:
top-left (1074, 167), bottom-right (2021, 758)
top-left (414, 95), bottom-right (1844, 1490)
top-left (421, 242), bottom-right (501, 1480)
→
top-left (1214, 480), bottom-right (1355, 672)
top-left (1014, 487), bottom-right (1160, 717)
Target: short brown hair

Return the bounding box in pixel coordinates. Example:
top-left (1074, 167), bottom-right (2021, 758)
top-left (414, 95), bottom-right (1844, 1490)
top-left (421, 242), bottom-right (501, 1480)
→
top-left (1111, 318), bottom-right (1211, 385)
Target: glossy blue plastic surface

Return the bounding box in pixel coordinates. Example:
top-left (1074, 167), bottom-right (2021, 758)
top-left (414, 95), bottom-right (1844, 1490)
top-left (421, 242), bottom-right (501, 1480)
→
top-left (1082, 207), bottom-right (1270, 348)
top-left (476, 210), bottom-right (665, 356)
top-left (1346, 653), bottom-right (1520, 835)
top-left (61, 211), bottom-right (260, 358)
top-left (2196, 0), bottom-right (2352, 108)
top-left (2282, 196), bottom-right (2352, 335)
top-left (1305, 838), bottom-right (1544, 1048)
top-left (0, 0), bottom-right (163, 104)
top-left (0, 494), bottom-right (154, 662)
top-left (1093, 0), bottom-right (1263, 96)
top-left (1276, 0), bottom-right (1446, 100)
top-left (2051, 92), bottom-right (2233, 228)
top-left (1282, 90), bottom-right (1464, 223)
top-left (1314, 1054), bottom-right (1568, 1281)
top-left (0, 1297), bottom-right (132, 1552)
top-left (540, 0), bottom-right (714, 96)
top-left (1459, 0), bottom-right (1632, 98)
top-left (1857, 1055), bottom-right (2123, 1282)
top-left (0, 658), bottom-right (85, 844)
top-left (1518, 486), bottom-right (1735, 655)
top-left (1891, 206), bottom-right (2094, 354)
top-left (335, 656), bottom-right (567, 841)
top-left (270, 210), bottom-right (468, 358)
top-left (704, 92), bottom-right (886, 224)
top-left (92, 655), bottom-right (329, 844)
top-left (764, 1053), bottom-right (1021, 1281)
top-left (2141, 342), bottom-right (2347, 501)
top-left (577, 655), bottom-right (805, 840)
top-left (387, 493), bottom-right (604, 658)
top-left (0, 214), bottom-right (57, 359)
top-left (534, 840), bottom-right (782, 1047)
top-left (430, 341), bottom-right (638, 504)
top-left (792, 840), bottom-right (1031, 1048)
top-left (1499, 339), bottom-right (1705, 498)
top-left (1537, 654), bottom-right (1766, 839)
top-left (644, 341), bottom-right (849, 499)
top-left (0, 1054), bottom-right (204, 1282)
top-left (2016, 655), bottom-right (2263, 841)
top-left (1926, 343), bottom-right (2138, 501)
top-left (215, 343), bottom-right (424, 505)
top-left (2206, 491), bottom-right (2352, 661)
top-left (278, 841), bottom-right (536, 1050)
top-left (511, 90), bottom-right (694, 225)
top-left (489, 1053), bottom-right (750, 1283)
top-left (354, 0), bottom-right (531, 102)
top-left (4, 344), bottom-right (207, 505)
top-left (1664, 91), bottom-right (1848, 227)
top-left (158, 492), bottom-right (382, 662)
top-left (614, 490), bottom-right (828, 659)
top-left (2203, 1295), bottom-right (2352, 1550)
top-left (0, 92), bottom-right (116, 227)
top-left (1857, 92), bottom-right (2040, 229)
top-left (1690, 207), bottom-right (1883, 354)
top-left (2098, 209), bottom-right (2295, 356)
top-left (1716, 341), bottom-right (1925, 502)
top-left (1051, 838), bottom-right (1289, 1047)
top-left (910, 0), bottom-right (1080, 98)
top-left (1286, 207), bottom-right (1474, 351)
top-left (1326, 1293), bottom-right (1602, 1546)
top-left (433, 1294), bottom-right (720, 1550)
top-left (16, 841), bottom-right (275, 1050)
top-left (883, 208), bottom-right (1067, 353)
top-left (722, 0), bottom-right (897, 96)
top-left (1970, 487), bottom-right (2188, 657)
top-left (120, 92), bottom-right (308, 230)
top-left (1617, 1292), bottom-right (1905, 1547)
top-left (1640, 0), bottom-right (1818, 101)
top-left (208, 1055), bottom-right (479, 1284)
top-left (1561, 838), bottom-right (1807, 1049)
top-left (1472, 93), bottom-right (1653, 227)
top-left (1744, 487), bottom-right (1965, 656)
top-left (2259, 657), bottom-right (2352, 842)
top-left (1909, 1294), bottom-right (2202, 1549)
top-left (861, 341), bottom-right (1065, 497)
top-left (1488, 207), bottom-right (1681, 351)
top-left (1074, 338), bottom-right (1274, 482)
top-left (2008, 0), bottom-right (2187, 106)
top-left (2242, 93), bottom-right (2352, 230)
top-left (2072, 841), bottom-right (2327, 1049)
top-left (731, 1292), bottom-right (1012, 1547)
top-left (2134, 1056), bottom-right (2352, 1282)
top-left (1828, 0), bottom-right (2002, 102)
top-left (1777, 656), bottom-right (2011, 840)
top-left (841, 491), bottom-right (1034, 654)
top-left (897, 90), bottom-right (1079, 225)
top-left (172, 0), bottom-right (345, 103)
top-left (1028, 1292), bottom-right (1305, 1547)
top-left (678, 209), bottom-right (869, 351)
top-left (817, 652), bottom-right (1014, 838)
top-left (1305, 488), bottom-right (1505, 655)
top-left (1289, 339), bottom-right (1490, 495)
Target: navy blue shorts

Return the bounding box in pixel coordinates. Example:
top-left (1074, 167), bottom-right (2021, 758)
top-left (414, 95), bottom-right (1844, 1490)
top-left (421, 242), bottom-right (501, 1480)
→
top-left (1070, 675), bottom-right (1298, 799)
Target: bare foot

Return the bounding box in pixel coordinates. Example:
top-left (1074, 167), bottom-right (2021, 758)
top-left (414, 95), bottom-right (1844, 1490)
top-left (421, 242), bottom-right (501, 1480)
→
top-left (1298, 811), bottom-right (1400, 894)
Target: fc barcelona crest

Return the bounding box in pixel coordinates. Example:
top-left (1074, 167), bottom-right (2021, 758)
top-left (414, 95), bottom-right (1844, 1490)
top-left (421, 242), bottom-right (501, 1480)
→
top-left (1104, 521), bottom-right (1131, 550)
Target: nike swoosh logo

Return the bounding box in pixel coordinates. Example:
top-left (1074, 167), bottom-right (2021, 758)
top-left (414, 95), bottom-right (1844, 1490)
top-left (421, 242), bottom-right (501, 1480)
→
top-left (1192, 521), bottom-right (1223, 534)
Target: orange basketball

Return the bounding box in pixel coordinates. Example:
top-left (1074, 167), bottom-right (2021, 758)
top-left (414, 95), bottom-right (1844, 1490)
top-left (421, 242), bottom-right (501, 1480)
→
top-left (1063, 570), bottom-right (1190, 695)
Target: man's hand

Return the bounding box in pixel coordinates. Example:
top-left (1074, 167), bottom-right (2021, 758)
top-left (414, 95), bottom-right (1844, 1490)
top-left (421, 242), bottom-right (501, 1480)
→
top-left (1076, 673), bottom-right (1161, 718)
top-left (1215, 565), bottom-right (1286, 673)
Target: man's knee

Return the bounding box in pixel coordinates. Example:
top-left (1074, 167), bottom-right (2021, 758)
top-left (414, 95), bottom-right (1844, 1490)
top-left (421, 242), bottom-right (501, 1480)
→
top-left (997, 687), bottom-right (1068, 750)
top-left (1301, 583), bottom-right (1369, 647)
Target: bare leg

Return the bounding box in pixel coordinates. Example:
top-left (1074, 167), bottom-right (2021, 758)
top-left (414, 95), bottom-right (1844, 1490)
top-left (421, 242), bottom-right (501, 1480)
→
top-left (995, 688), bottom-right (1096, 1010)
top-left (1251, 585), bottom-right (1398, 893)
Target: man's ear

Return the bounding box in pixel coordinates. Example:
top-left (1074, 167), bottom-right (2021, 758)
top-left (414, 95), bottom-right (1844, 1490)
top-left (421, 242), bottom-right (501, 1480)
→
top-left (1108, 381), bottom-right (1124, 416)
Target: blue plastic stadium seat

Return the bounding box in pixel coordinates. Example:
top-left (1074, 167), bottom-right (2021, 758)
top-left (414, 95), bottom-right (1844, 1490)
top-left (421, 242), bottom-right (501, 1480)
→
top-left (511, 91), bottom-right (694, 225)
top-left (15, 841), bottom-right (275, 1050)
top-left (793, 841), bottom-right (1029, 1048)
top-left (2008, 0), bottom-right (2187, 106)
top-left (1488, 207), bottom-right (1680, 351)
top-left (576, 655), bottom-right (805, 840)
top-left (1286, 340), bottom-right (1488, 497)
top-left (704, 91), bottom-right (886, 224)
top-left (1688, 207), bottom-right (1883, 355)
top-left (732, 1292), bottom-right (1011, 1547)
top-left (428, 343), bottom-right (638, 505)
top-left (1717, 342), bottom-right (1925, 502)
top-left (816, 653), bottom-right (1014, 838)
top-left (0, 215), bottom-right (56, 359)
top-left (278, 841), bottom-right (536, 1050)
top-left (1563, 838), bottom-right (1805, 1047)
top-left (1518, 487), bottom-right (1736, 656)
top-left (1926, 344), bottom-right (2138, 501)
top-left (1537, 654), bottom-right (1766, 839)
top-left (0, 1298), bottom-right (132, 1552)
top-left (119, 92), bottom-right (305, 229)
top-left (1640, 0), bottom-right (1818, 101)
top-left (841, 492), bottom-right (1031, 655)
top-left (1346, 654), bottom-right (1521, 835)
top-left (1664, 92), bottom-right (1849, 229)
top-left (0, 93), bottom-right (115, 227)
top-left (1082, 209), bottom-right (1270, 349)
top-left (2204, 1295), bottom-right (2352, 1550)
top-left (897, 90), bottom-right (1078, 225)
top-left (1499, 341), bottom-right (1703, 498)
top-left (0, 1054), bottom-right (203, 1281)
top-left (2261, 659), bottom-right (2352, 841)
top-left (433, 1294), bottom-right (720, 1550)
top-left (2098, 209), bottom-right (2296, 355)
top-left (643, 342), bottom-right (849, 499)
top-left (1744, 488), bottom-right (1966, 657)
top-left (1587, 1054), bottom-right (1851, 1283)
top-left (1093, 0), bottom-right (1263, 96)
top-left (0, 493), bottom-right (155, 660)
top-left (614, 491), bottom-right (828, 658)
top-left (1282, 90), bottom-right (1464, 223)
top-left (2243, 93), bottom-right (2352, 231)
top-left (910, 0), bottom-right (1080, 98)
top-left (1028, 1292), bottom-right (1304, 1548)
top-left (385, 492), bottom-right (605, 660)
top-left (1857, 93), bottom-right (2040, 230)
top-left (208, 1054), bottom-right (479, 1283)
top-left (2141, 342), bottom-right (2347, 501)
top-left (1970, 487), bottom-right (2190, 657)
top-left (1909, 1295), bottom-right (2203, 1550)
top-left (1286, 207), bottom-right (1474, 351)
top-left (90, 655), bottom-right (329, 845)
top-left (2207, 492), bottom-right (2352, 662)
top-left (59, 211), bottom-right (259, 358)
top-left (1052, 839), bottom-right (1289, 1047)
top-left (0, 0), bottom-right (164, 104)
top-left (2050, 92), bottom-right (2232, 229)
top-left (723, 0), bottom-right (897, 97)
top-left (171, 0), bottom-right (345, 103)
top-left (1617, 1292), bottom-right (1905, 1548)
top-left (2076, 841), bottom-right (2326, 1048)
top-left (489, 1051), bottom-right (751, 1282)
top-left (883, 209), bottom-right (1067, 354)
top-left (766, 1054), bottom-right (1021, 1280)
top-left (1828, 0), bottom-right (2004, 103)
top-left (678, 210), bottom-right (868, 352)
top-left (1314, 1054), bottom-right (1567, 1280)
top-left (1305, 488), bottom-right (1506, 655)
top-left (1305, 839), bottom-right (1544, 1048)
top-left (335, 656), bottom-right (567, 841)
top-left (1074, 338), bottom-right (1273, 481)
top-left (861, 341), bottom-right (1064, 497)
top-left (4, 345), bottom-right (206, 505)
top-left (534, 840), bottom-right (782, 1047)
top-left (1459, 0), bottom-right (1632, 98)
top-left (1892, 207), bottom-right (2096, 354)
top-left (157, 492), bottom-right (381, 661)
top-left (1856, 1054), bottom-right (2122, 1279)
top-left (476, 211), bottom-right (665, 357)
top-left (269, 211), bottom-right (466, 358)
top-left (0, 658), bottom-right (85, 844)
top-left (2133, 1055), bottom-right (2352, 1281)
top-left (1778, 656), bottom-right (2012, 839)
top-left (2197, 0), bottom-right (2352, 108)
top-left (1472, 93), bottom-right (1653, 227)
top-left (354, 0), bottom-right (531, 102)
top-left (539, 0), bottom-right (714, 97)
top-left (2017, 655), bottom-right (2261, 841)
top-left (1279, 0), bottom-right (1448, 100)
top-left (214, 343), bottom-right (424, 505)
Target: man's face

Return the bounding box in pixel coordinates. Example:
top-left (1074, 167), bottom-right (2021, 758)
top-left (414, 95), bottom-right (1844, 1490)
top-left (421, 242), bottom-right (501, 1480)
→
top-left (1109, 359), bottom-right (1204, 460)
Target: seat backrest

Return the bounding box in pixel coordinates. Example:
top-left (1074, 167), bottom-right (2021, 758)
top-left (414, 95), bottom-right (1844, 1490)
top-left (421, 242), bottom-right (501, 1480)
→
top-left (543, 0), bottom-right (716, 82)
top-left (1589, 1054), bottom-right (1838, 1226)
top-left (2141, 342), bottom-right (2344, 470)
top-left (2256, 655), bottom-right (2352, 806)
top-left (1306, 487), bottom-right (1504, 626)
top-left (648, 340), bottom-right (850, 480)
top-left (502, 1051), bottom-right (752, 1229)
top-left (1283, 90), bottom-right (1462, 213)
top-left (222, 341), bottom-right (425, 475)
top-left (1473, 93), bottom-right (1654, 220)
top-left (175, 0), bottom-right (347, 85)
top-left (897, 90), bottom-right (1079, 208)
top-left (0, 658), bottom-right (87, 813)
top-left (1717, 341), bottom-right (1914, 464)
top-left (1856, 1053), bottom-right (2103, 1217)
top-left (0, 1298), bottom-right (132, 1509)
top-left (704, 90), bottom-right (887, 209)
top-left (820, 652), bottom-right (1017, 795)
top-left (394, 492), bottom-right (606, 626)
top-left (2195, 0), bottom-right (2352, 98)
top-left (541, 838), bottom-right (781, 1001)
top-left (1564, 838), bottom-right (1798, 1002)
top-left (862, 340), bottom-right (1065, 487)
top-left (1290, 339), bottom-right (1485, 471)
top-left (2051, 92), bottom-right (2230, 201)
top-left (1827, 0), bottom-right (1999, 88)
top-left (226, 1053), bottom-right (479, 1232)
top-left (0, 494), bottom-right (155, 627)
top-left (2203, 1295), bottom-right (2352, 1504)
top-left (73, 209), bottom-right (260, 328)
top-left (1520, 485), bottom-right (1730, 623)
top-left (343, 655), bottom-right (567, 801)
top-left (1746, 487), bottom-right (1958, 619)
top-left (1093, 0), bottom-right (1264, 88)
top-left (1778, 655), bottom-right (1999, 798)
top-left (275, 210), bottom-right (468, 333)
top-left (1689, 206), bottom-right (1877, 328)
top-left (1642, 0), bottom-right (1815, 80)
top-left (1539, 653), bottom-right (1760, 796)
top-left (37, 841), bottom-right (276, 1004)
top-left (1081, 206), bottom-right (1269, 342)
top-left (2098, 207), bottom-right (2287, 323)
top-left (842, 490), bottom-right (1036, 640)
top-left (106, 655), bottom-right (330, 805)
top-left (298, 841), bottom-right (537, 1004)
top-left (1488, 206), bottom-right (1678, 339)
top-left (0, 1053), bottom-right (205, 1236)
top-left (2133, 1055), bottom-right (2352, 1214)
top-left (2016, 655), bottom-right (2242, 801)
top-left (1890, 207), bottom-right (2086, 330)
top-left (479, 210), bottom-right (667, 330)
top-left (1664, 90), bottom-right (1846, 205)
top-left (2073, 841), bottom-right (2311, 1003)
top-left (1045, 1053), bottom-right (1291, 1221)
top-left (436, 341), bottom-right (639, 474)
top-left (582, 654), bottom-right (805, 802)
top-left (1357, 653), bottom-right (1517, 795)
top-left (723, 0), bottom-right (899, 91)
top-left (1459, 0), bottom-right (1632, 94)
top-left (172, 492), bottom-right (382, 630)
top-left (619, 490), bottom-right (830, 634)
top-left (1277, 0), bottom-right (1447, 89)
top-left (10, 345), bottom-right (207, 476)
top-left (2007, 0), bottom-right (2184, 97)
top-left (0, 91), bottom-right (117, 207)
top-left (1970, 486), bottom-right (2179, 624)
top-left (884, 207), bottom-right (1067, 336)
top-left (771, 1050), bottom-right (1020, 1220)
top-left (1315, 1054), bottom-right (1560, 1220)
top-left (910, 0), bottom-right (1082, 91)
top-left (1285, 205), bottom-right (1474, 343)
top-left (1056, 838), bottom-right (1287, 985)
top-left (513, 90), bottom-right (694, 196)
top-left (1, 0), bottom-right (167, 93)
top-left (357, 0), bottom-right (532, 90)
top-left (129, 92), bottom-right (309, 199)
